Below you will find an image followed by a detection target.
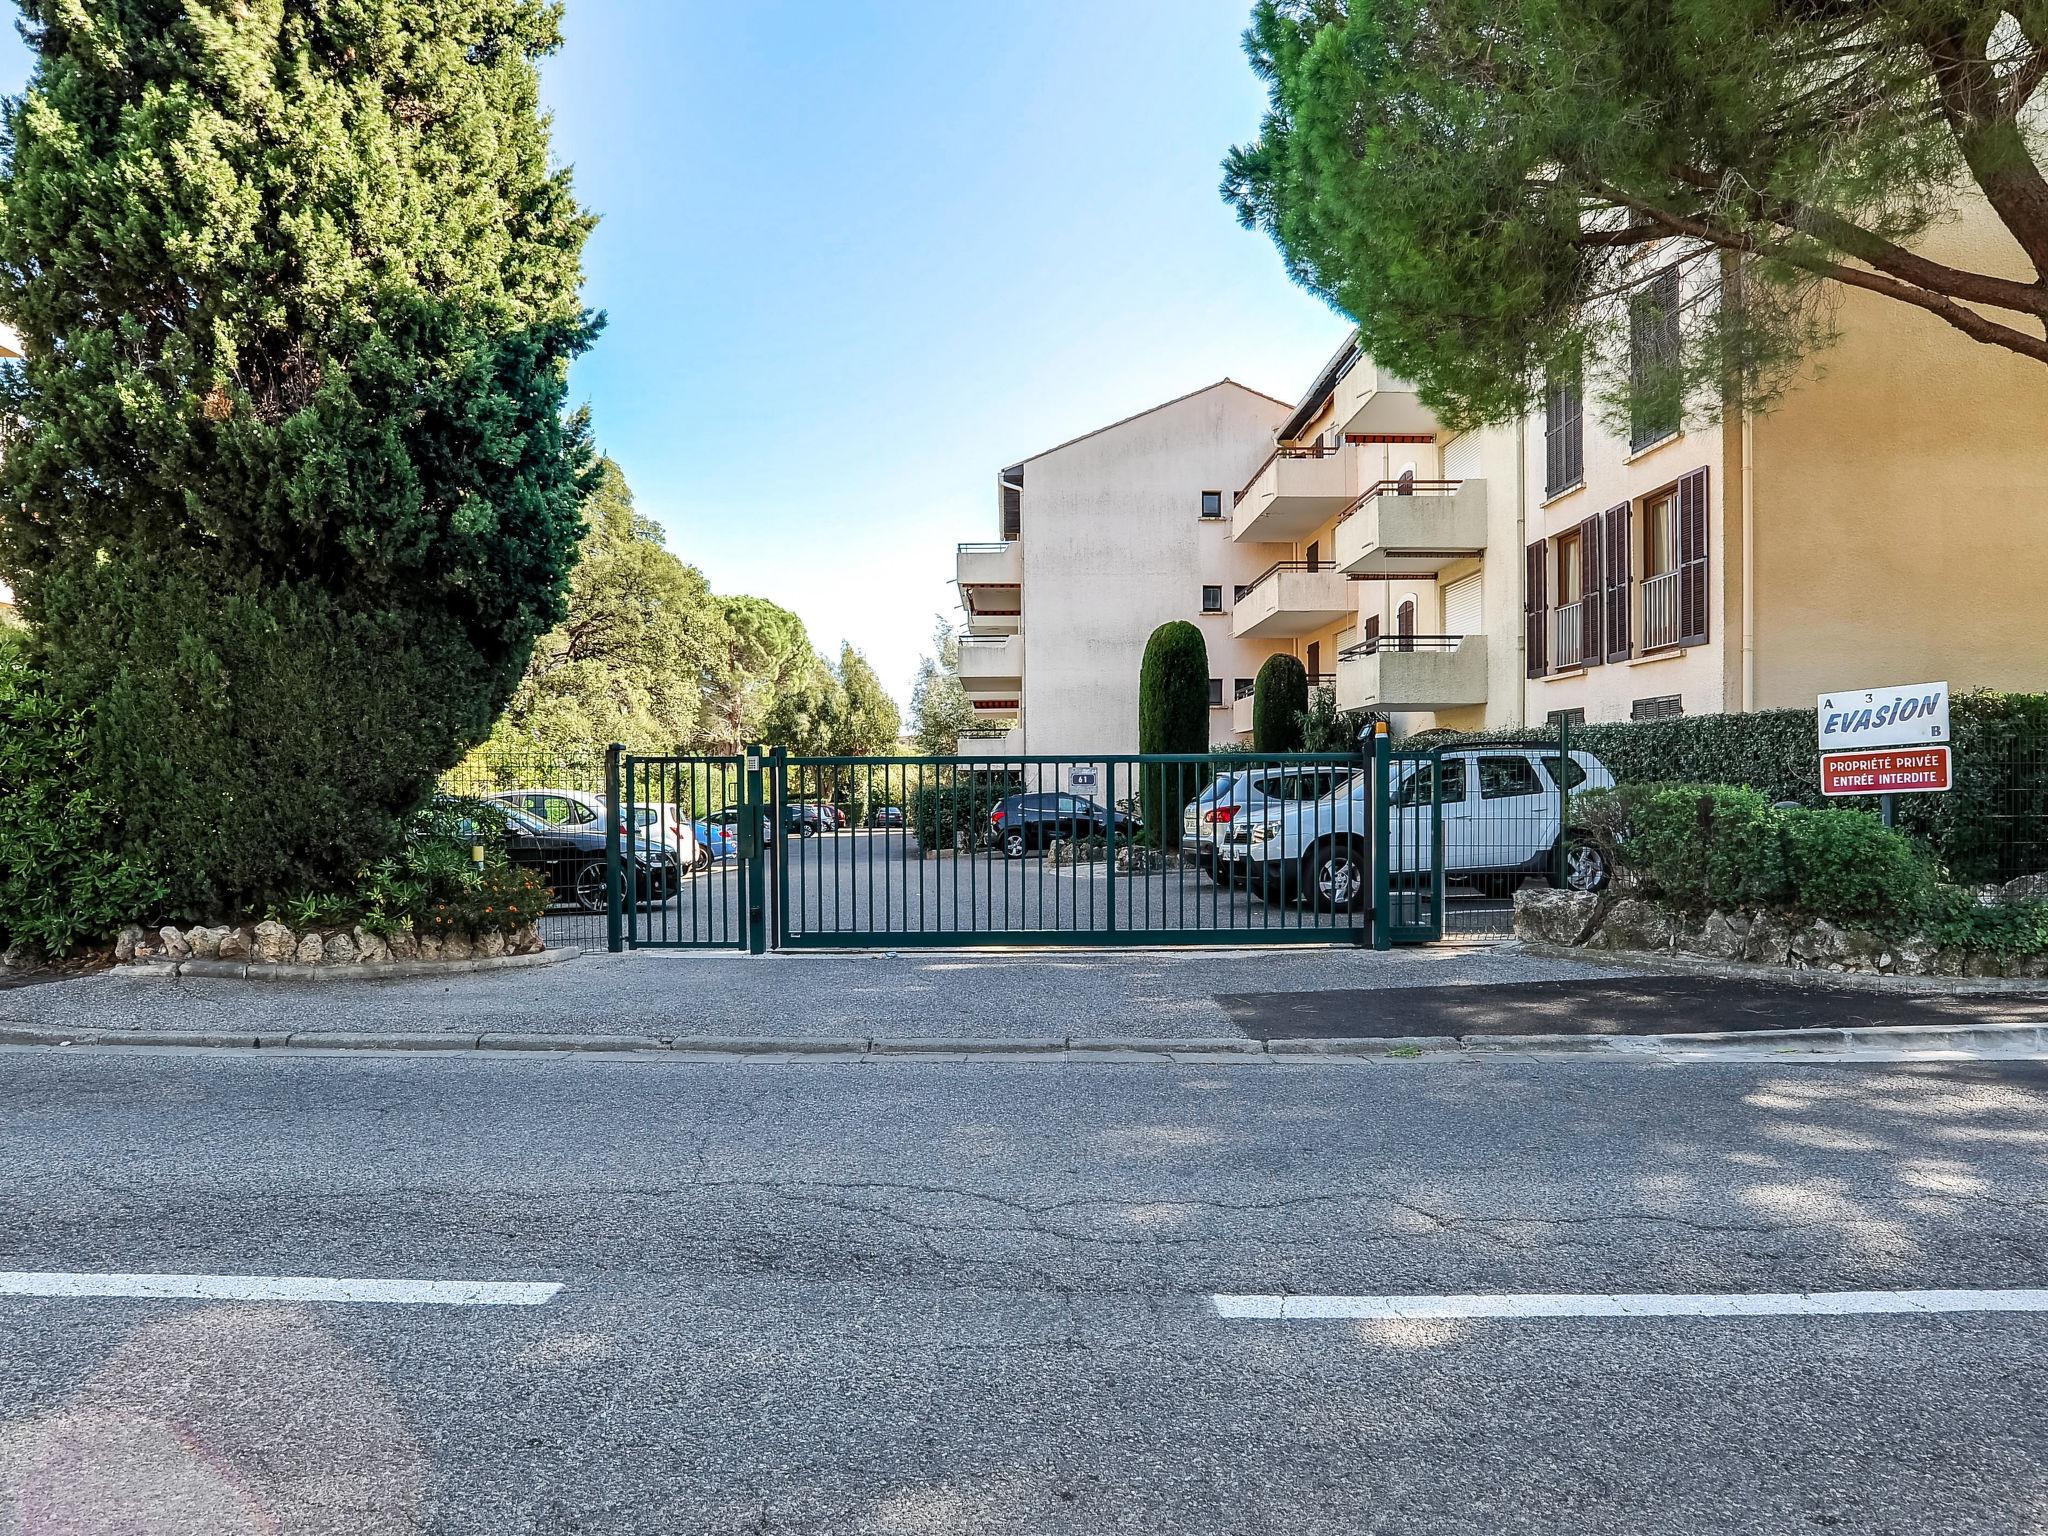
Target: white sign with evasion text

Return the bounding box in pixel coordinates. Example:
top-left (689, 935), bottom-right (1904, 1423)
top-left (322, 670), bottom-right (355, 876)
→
top-left (1817, 681), bottom-right (1950, 754)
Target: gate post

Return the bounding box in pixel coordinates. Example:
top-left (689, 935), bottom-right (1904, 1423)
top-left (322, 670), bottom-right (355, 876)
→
top-left (1370, 723), bottom-right (1393, 951)
top-left (744, 743), bottom-right (768, 955)
top-left (604, 743), bottom-right (624, 954)
top-left (1555, 713), bottom-right (1573, 887)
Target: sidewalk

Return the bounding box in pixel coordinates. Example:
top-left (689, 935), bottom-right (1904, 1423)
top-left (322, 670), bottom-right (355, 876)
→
top-left (2, 945), bottom-right (1630, 1043)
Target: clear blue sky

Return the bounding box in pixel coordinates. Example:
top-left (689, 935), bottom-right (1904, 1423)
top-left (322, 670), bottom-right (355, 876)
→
top-left (0, 2), bottom-right (1348, 710)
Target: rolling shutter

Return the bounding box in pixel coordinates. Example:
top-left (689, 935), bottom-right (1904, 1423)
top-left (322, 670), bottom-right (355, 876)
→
top-left (1677, 467), bottom-right (1709, 645)
top-left (1578, 516), bottom-right (1605, 668)
top-left (1443, 573), bottom-right (1483, 637)
top-left (1604, 501), bottom-right (1632, 663)
top-left (1524, 539), bottom-right (1548, 679)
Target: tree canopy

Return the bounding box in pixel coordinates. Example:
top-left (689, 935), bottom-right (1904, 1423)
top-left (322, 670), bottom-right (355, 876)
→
top-left (1225, 0), bottom-right (2048, 428)
top-left (0, 0), bottom-right (598, 911)
top-left (908, 617), bottom-right (977, 755)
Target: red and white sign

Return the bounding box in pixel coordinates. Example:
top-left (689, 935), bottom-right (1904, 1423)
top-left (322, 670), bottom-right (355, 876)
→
top-left (1820, 747), bottom-right (1952, 797)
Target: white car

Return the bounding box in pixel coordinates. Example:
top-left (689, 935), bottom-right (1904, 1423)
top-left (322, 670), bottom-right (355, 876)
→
top-left (1226, 748), bottom-right (1614, 910)
top-left (488, 788), bottom-right (703, 872)
top-left (1184, 764), bottom-right (1358, 880)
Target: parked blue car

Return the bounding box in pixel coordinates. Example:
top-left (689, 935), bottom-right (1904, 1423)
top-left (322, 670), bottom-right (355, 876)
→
top-left (694, 819), bottom-right (738, 861)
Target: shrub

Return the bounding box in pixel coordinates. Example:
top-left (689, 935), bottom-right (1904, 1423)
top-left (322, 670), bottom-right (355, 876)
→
top-left (1252, 655), bottom-right (1308, 752)
top-left (1776, 806), bottom-right (1936, 929)
top-left (416, 864), bottom-right (549, 938)
top-left (0, 647), bottom-right (164, 955)
top-left (1924, 889), bottom-right (2048, 958)
top-left (1138, 622), bottom-right (1210, 847)
top-left (0, 3), bottom-right (598, 916)
top-left (910, 770), bottom-right (1021, 851)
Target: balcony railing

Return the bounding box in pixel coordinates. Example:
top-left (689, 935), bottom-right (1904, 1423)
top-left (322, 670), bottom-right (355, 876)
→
top-left (1642, 570), bottom-right (1681, 650)
top-left (1339, 633), bottom-right (1463, 660)
top-left (1334, 478), bottom-right (1463, 523)
top-left (1232, 439), bottom-right (1346, 506)
top-left (1554, 601), bottom-right (1586, 670)
top-left (1235, 679), bottom-right (1258, 701)
top-left (1233, 559), bottom-right (1332, 603)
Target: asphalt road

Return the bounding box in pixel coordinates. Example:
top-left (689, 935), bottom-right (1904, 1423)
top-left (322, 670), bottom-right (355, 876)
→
top-left (543, 829), bottom-right (1515, 952)
top-left (3, 1046), bottom-right (2047, 1532)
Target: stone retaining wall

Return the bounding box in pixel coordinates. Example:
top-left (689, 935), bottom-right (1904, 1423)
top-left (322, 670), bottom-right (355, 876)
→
top-left (115, 918), bottom-right (543, 970)
top-left (1514, 888), bottom-right (2048, 979)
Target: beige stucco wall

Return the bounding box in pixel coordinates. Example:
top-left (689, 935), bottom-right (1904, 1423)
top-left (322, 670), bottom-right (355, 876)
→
top-left (1749, 206), bottom-right (2048, 707)
top-left (1017, 382), bottom-right (1292, 756)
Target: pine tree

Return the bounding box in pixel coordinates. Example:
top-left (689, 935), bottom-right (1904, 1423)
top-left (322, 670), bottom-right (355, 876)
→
top-left (0, 0), bottom-right (599, 912)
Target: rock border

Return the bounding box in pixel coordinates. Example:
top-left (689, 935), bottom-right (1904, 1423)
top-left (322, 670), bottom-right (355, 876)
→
top-left (113, 917), bottom-right (548, 973)
top-left (117, 945), bottom-right (579, 984)
top-left (1513, 887), bottom-right (2048, 981)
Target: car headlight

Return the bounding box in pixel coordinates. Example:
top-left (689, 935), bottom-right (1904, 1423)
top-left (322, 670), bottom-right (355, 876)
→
top-left (1248, 822), bottom-right (1284, 844)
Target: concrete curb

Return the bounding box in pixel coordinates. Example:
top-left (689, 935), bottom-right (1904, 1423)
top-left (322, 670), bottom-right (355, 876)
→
top-left (116, 947), bottom-right (580, 983)
top-left (1508, 939), bottom-right (2048, 995)
top-left (2, 1021), bottom-right (2043, 1059)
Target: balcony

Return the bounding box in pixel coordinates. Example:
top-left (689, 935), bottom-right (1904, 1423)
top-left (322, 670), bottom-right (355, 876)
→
top-left (956, 633), bottom-right (1023, 699)
top-left (957, 541), bottom-right (1023, 634)
top-left (1231, 673), bottom-right (1334, 734)
top-left (958, 726), bottom-right (1023, 757)
top-left (1337, 634), bottom-right (1488, 712)
top-left (1231, 443), bottom-right (1358, 543)
top-left (1553, 601), bottom-right (1588, 671)
top-left (1332, 356), bottom-right (1438, 439)
top-left (1335, 480), bottom-right (1488, 577)
top-left (1230, 562), bottom-right (1356, 639)
top-left (1641, 570), bottom-right (1682, 651)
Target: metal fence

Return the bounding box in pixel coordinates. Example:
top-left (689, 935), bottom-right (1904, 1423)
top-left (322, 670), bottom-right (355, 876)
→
top-left (439, 748), bottom-right (610, 950)
top-left (768, 751), bottom-right (1370, 948)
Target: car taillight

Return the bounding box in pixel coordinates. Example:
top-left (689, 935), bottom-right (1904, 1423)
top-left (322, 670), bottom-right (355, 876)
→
top-left (1204, 806), bottom-right (1238, 825)
top-left (991, 808), bottom-right (1005, 823)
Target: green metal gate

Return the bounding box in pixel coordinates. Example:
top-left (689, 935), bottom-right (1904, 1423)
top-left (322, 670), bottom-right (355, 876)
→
top-left (603, 734), bottom-right (1491, 952)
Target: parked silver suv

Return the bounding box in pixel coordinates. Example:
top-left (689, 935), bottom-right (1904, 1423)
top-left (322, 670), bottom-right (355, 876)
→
top-left (1183, 764), bottom-right (1357, 881)
top-left (1224, 748), bottom-right (1614, 910)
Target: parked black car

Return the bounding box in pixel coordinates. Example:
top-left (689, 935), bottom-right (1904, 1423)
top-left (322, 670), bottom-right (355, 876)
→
top-left (867, 805), bottom-right (906, 830)
top-left (988, 793), bottom-right (1139, 858)
top-left (435, 797), bottom-right (679, 913)
top-left (784, 802), bottom-right (829, 838)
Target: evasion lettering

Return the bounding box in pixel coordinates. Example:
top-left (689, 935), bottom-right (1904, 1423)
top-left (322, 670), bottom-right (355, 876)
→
top-left (1820, 692), bottom-right (1944, 740)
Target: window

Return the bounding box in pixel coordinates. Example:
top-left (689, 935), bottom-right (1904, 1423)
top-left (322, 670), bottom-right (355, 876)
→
top-left (1478, 757), bottom-right (1544, 799)
top-left (528, 794), bottom-right (596, 828)
top-left (1396, 758), bottom-right (1468, 807)
top-left (1201, 585), bottom-right (1223, 614)
top-left (1632, 694), bottom-right (1685, 721)
top-left (1543, 368), bottom-right (1584, 496)
top-left (1200, 491), bottom-right (1223, 520)
top-left (1629, 268), bottom-right (1683, 450)
top-left (1546, 708), bottom-right (1586, 729)
top-left (1543, 756), bottom-right (1589, 790)
top-left (1208, 677), bottom-right (1225, 708)
top-left (1234, 677), bottom-right (1254, 700)
top-left (1643, 491), bottom-right (1678, 580)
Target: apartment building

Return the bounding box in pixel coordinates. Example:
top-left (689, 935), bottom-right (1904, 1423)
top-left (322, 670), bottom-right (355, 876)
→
top-left (953, 380), bottom-right (1298, 759)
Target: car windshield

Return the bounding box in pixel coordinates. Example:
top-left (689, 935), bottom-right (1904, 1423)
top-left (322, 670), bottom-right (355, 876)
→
top-left (496, 805), bottom-right (548, 835)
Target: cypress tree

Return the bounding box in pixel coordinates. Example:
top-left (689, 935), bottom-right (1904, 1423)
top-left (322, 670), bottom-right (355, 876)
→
top-left (1137, 620), bottom-right (1210, 847)
top-left (1252, 654), bottom-right (1308, 753)
top-left (0, 0), bottom-right (599, 913)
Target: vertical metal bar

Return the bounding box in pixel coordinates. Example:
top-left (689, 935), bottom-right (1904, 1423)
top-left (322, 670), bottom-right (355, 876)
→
top-left (604, 743), bottom-right (623, 953)
top-left (1372, 726), bottom-right (1393, 950)
top-left (1555, 713), bottom-right (1573, 887)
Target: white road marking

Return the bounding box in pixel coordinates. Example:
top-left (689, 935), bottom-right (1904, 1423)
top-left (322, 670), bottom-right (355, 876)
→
top-left (1213, 1288), bottom-right (2048, 1322)
top-left (0, 1272), bottom-right (562, 1306)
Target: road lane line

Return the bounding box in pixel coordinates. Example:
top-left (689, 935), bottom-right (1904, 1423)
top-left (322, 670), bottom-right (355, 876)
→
top-left (0, 1272), bottom-right (562, 1306)
top-left (1213, 1288), bottom-right (2048, 1322)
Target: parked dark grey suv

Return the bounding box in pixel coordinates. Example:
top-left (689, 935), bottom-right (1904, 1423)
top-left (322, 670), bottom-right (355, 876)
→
top-left (988, 793), bottom-right (1139, 859)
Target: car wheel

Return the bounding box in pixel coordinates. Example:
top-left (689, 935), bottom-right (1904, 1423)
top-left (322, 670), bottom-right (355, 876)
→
top-left (691, 846), bottom-right (712, 874)
top-left (1558, 837), bottom-right (1610, 893)
top-left (573, 861), bottom-right (609, 914)
top-left (1303, 839), bottom-right (1367, 912)
top-left (1003, 830), bottom-right (1029, 859)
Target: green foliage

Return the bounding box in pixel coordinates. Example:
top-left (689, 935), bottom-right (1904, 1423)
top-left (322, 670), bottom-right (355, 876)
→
top-left (1299, 686), bottom-right (1359, 753)
top-left (489, 460), bottom-right (717, 759)
top-left (1579, 782), bottom-right (1935, 931)
top-left (1419, 691), bottom-right (2048, 881)
top-left (910, 771), bottom-right (1021, 852)
top-left (0, 646), bottom-right (164, 955)
top-left (1224, 0), bottom-right (2048, 431)
top-left (910, 616), bottom-right (978, 755)
top-left (0, 0), bottom-right (599, 915)
top-left (273, 796), bottom-right (541, 937)
top-left (1138, 622), bottom-right (1211, 846)
top-left (834, 645), bottom-right (903, 756)
top-left (704, 595), bottom-right (817, 754)
top-left (416, 863), bottom-right (549, 938)
top-left (1924, 889), bottom-right (2048, 958)
top-left (1252, 655), bottom-right (1308, 752)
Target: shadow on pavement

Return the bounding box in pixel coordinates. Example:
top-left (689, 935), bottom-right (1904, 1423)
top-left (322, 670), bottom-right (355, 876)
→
top-left (1215, 977), bottom-right (2048, 1040)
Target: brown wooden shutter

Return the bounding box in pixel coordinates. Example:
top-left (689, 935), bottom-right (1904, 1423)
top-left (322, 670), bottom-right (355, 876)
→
top-left (1578, 517), bottom-right (1604, 667)
top-left (1677, 467), bottom-right (1709, 645)
top-left (1524, 539), bottom-right (1548, 679)
top-left (1604, 501), bottom-right (1632, 663)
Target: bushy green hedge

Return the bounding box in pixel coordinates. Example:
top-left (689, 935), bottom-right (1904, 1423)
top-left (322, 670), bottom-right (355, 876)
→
top-left (1139, 622), bottom-right (1211, 847)
top-left (0, 640), bottom-right (164, 955)
top-left (1415, 691), bottom-right (2048, 881)
top-left (910, 771), bottom-right (1021, 851)
top-left (1252, 655), bottom-right (1308, 752)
